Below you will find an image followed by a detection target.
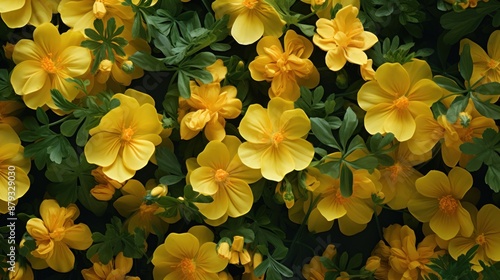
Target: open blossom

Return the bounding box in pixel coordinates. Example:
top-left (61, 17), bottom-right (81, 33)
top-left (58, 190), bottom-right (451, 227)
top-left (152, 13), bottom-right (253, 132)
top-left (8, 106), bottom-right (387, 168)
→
top-left (0, 0), bottom-right (59, 28)
top-left (82, 252), bottom-right (140, 280)
top-left (26, 199), bottom-right (93, 273)
top-left (187, 136), bottom-right (262, 225)
top-left (357, 60), bottom-right (442, 141)
top-left (313, 5), bottom-right (378, 71)
top-left (84, 92), bottom-right (163, 182)
top-left (249, 30), bottom-right (320, 101)
top-left (212, 0), bottom-right (285, 45)
top-left (302, 244), bottom-right (337, 279)
top-left (152, 225), bottom-right (228, 280)
top-left (408, 167), bottom-right (474, 240)
top-left (301, 0), bottom-right (360, 19)
top-left (0, 124), bottom-right (31, 214)
top-left (448, 204), bottom-right (500, 271)
top-left (10, 23), bottom-right (91, 110)
top-left (460, 30), bottom-right (500, 86)
top-left (238, 97), bottom-right (314, 181)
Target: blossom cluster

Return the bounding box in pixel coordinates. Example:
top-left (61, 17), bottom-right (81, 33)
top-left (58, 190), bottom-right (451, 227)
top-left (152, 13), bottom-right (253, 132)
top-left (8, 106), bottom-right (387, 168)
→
top-left (1, 0), bottom-right (500, 279)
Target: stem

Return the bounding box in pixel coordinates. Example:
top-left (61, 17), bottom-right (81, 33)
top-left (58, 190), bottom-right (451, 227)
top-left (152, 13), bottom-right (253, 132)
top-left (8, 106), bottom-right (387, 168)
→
top-left (438, 92), bottom-right (468, 102)
top-left (47, 114), bottom-right (73, 127)
top-left (288, 194), bottom-right (322, 254)
top-left (373, 206), bottom-right (383, 241)
top-left (299, 12), bottom-right (317, 22)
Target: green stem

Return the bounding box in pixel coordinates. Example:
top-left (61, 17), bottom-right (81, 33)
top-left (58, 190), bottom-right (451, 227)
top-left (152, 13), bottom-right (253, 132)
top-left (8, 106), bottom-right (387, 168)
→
top-left (288, 194), bottom-right (322, 253)
top-left (438, 92), bottom-right (468, 102)
top-left (47, 114), bottom-right (73, 127)
top-left (299, 12), bottom-right (317, 22)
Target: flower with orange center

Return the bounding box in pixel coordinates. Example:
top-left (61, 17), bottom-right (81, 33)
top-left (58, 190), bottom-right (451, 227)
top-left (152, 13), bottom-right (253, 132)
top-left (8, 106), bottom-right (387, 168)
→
top-left (302, 244), bottom-right (337, 280)
top-left (238, 97), bottom-right (314, 181)
top-left (0, 0), bottom-right (59, 28)
top-left (357, 59), bottom-right (442, 141)
top-left (313, 5), bottom-right (378, 71)
top-left (408, 167), bottom-right (474, 240)
top-left (152, 225), bottom-right (228, 280)
top-left (25, 199), bottom-right (93, 273)
top-left (449, 204), bottom-right (500, 271)
top-left (301, 0), bottom-right (360, 19)
top-left (82, 252), bottom-right (140, 280)
top-left (378, 142), bottom-right (431, 210)
top-left (10, 23), bottom-right (91, 110)
top-left (84, 92), bottom-right (163, 182)
top-left (186, 136), bottom-right (262, 225)
top-left (460, 30), bottom-right (500, 87)
top-left (249, 30), bottom-right (320, 101)
top-left (113, 179), bottom-right (177, 236)
top-left (212, 0), bottom-right (285, 45)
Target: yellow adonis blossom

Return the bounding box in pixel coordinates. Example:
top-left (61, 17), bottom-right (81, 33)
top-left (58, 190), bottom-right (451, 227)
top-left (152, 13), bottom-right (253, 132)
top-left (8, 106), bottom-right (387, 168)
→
top-left (212, 0), bottom-right (285, 45)
top-left (25, 199), bottom-right (93, 273)
top-left (249, 30), bottom-right (320, 101)
top-left (238, 97), bottom-right (314, 182)
top-left (313, 5), bottom-right (378, 71)
top-left (0, 124), bottom-right (30, 214)
top-left (445, 0), bottom-right (489, 10)
top-left (448, 204), bottom-right (500, 271)
top-left (378, 142), bottom-right (431, 210)
top-left (58, 0), bottom-right (134, 38)
top-left (407, 167), bottom-right (474, 241)
top-left (180, 60), bottom-right (242, 141)
top-left (357, 59), bottom-right (442, 142)
top-left (10, 23), bottom-right (91, 110)
top-left (301, 0), bottom-right (360, 19)
top-left (302, 244), bottom-right (337, 280)
top-left (187, 136), bottom-right (261, 225)
top-left (0, 0), bottom-right (59, 28)
top-left (152, 225), bottom-right (228, 280)
top-left (84, 93), bottom-right (163, 183)
top-left (82, 252), bottom-right (140, 280)
top-left (460, 30), bottom-right (500, 86)
top-left (371, 224), bottom-right (441, 280)
top-left (113, 179), bottom-right (177, 236)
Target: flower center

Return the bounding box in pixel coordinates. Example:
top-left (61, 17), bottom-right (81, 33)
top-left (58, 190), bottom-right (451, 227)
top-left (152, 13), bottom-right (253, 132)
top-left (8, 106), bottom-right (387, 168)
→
top-left (335, 188), bottom-right (348, 204)
top-left (393, 96), bottom-right (409, 110)
top-left (457, 111), bottom-right (472, 128)
top-left (214, 169), bottom-right (229, 183)
top-left (93, 0), bottom-right (107, 19)
top-left (475, 233), bottom-right (486, 245)
top-left (178, 258), bottom-right (196, 280)
top-left (121, 127), bottom-right (135, 142)
top-left (438, 195), bottom-right (459, 215)
top-left (40, 54), bottom-right (60, 74)
top-left (49, 227), bottom-right (66, 241)
top-left (271, 132), bottom-right (284, 146)
top-left (487, 58), bottom-right (499, 69)
top-left (242, 0), bottom-right (258, 9)
top-left (386, 162), bottom-right (403, 182)
top-left (139, 203), bottom-right (159, 215)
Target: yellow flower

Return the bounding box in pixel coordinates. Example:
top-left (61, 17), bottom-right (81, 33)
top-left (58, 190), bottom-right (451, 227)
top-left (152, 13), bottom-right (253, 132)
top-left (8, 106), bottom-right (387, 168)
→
top-left (152, 225), bottom-right (228, 280)
top-left (360, 59), bottom-right (375, 81)
top-left (448, 204), bottom-right (500, 271)
top-left (0, 101), bottom-right (24, 133)
top-left (90, 167), bottom-right (124, 201)
top-left (301, 0), bottom-right (360, 19)
top-left (82, 252), bottom-right (139, 280)
top-left (357, 60), bottom-right (442, 141)
top-left (211, 0), bottom-right (285, 45)
top-left (0, 124), bottom-right (30, 214)
top-left (10, 23), bottom-right (91, 110)
top-left (0, 0), bottom-right (59, 28)
top-left (179, 67), bottom-right (242, 141)
top-left (238, 97), bottom-right (314, 181)
top-left (187, 136), bottom-right (261, 223)
top-left (84, 93), bottom-right (163, 182)
top-left (302, 244), bottom-right (337, 280)
top-left (313, 5), bottom-right (378, 71)
top-left (372, 224), bottom-right (441, 280)
top-left (3, 42), bottom-right (15, 60)
top-left (378, 142), bottom-right (431, 210)
top-left (407, 167), bottom-right (474, 240)
top-left (460, 30), bottom-right (500, 87)
top-left (249, 30), bottom-right (320, 101)
top-left (8, 262), bottom-right (34, 280)
top-left (25, 199), bottom-right (93, 273)
top-left (113, 179), bottom-right (176, 236)
top-left (445, 0), bottom-right (488, 9)
top-left (58, 0), bottom-right (134, 38)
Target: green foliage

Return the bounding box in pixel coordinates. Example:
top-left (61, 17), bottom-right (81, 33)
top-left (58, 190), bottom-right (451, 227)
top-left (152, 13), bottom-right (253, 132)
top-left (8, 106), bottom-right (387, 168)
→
top-left (425, 245), bottom-right (479, 280)
top-left (319, 251), bottom-right (375, 280)
top-left (122, 0), bottom-right (157, 40)
top-left (155, 185), bottom-right (213, 223)
top-left (86, 217), bottom-right (147, 264)
top-left (460, 128), bottom-right (500, 192)
top-left (81, 18), bottom-right (128, 73)
top-left (367, 36), bottom-right (434, 66)
top-left (155, 147), bottom-right (185, 185)
top-left (0, 69), bottom-right (14, 100)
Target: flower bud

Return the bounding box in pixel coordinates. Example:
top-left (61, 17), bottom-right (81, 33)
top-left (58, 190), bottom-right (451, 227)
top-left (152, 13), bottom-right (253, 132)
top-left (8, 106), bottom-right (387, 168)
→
top-left (121, 60), bottom-right (135, 74)
top-left (458, 111), bottom-right (472, 128)
top-left (365, 256), bottom-right (381, 272)
top-left (150, 184), bottom-right (167, 197)
top-left (217, 238), bottom-right (232, 260)
top-left (239, 249), bottom-right (251, 265)
top-left (253, 251), bottom-right (263, 269)
top-left (3, 42), bottom-right (15, 60)
top-left (231, 236), bottom-right (245, 252)
top-left (93, 1), bottom-right (107, 19)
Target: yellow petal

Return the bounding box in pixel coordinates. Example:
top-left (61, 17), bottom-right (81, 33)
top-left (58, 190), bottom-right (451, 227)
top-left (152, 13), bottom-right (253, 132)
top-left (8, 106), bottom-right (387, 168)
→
top-left (122, 139), bottom-right (155, 170)
top-left (231, 10), bottom-right (263, 45)
top-left (406, 115), bottom-right (443, 155)
top-left (0, 0), bottom-right (25, 12)
top-left (45, 242), bottom-right (75, 273)
top-left (29, 0), bottom-right (54, 26)
top-left (344, 198), bottom-right (374, 224)
top-left (226, 155), bottom-right (261, 184)
top-left (307, 207), bottom-right (334, 233)
top-left (267, 97), bottom-right (294, 129)
top-left (256, 3), bottom-right (284, 38)
top-left (317, 194), bottom-right (346, 221)
top-left (0, 3), bottom-right (30, 28)
top-left (260, 145), bottom-right (294, 181)
top-left (406, 79), bottom-right (441, 105)
top-left (58, 46), bottom-right (92, 77)
top-left (26, 218), bottom-right (49, 240)
top-left (415, 170), bottom-right (450, 198)
top-left (196, 242), bottom-right (228, 273)
top-left (362, 103), bottom-right (393, 136)
top-left (449, 237), bottom-right (475, 261)
top-left (113, 195), bottom-right (141, 217)
top-left (165, 233), bottom-right (199, 260)
top-left (33, 23), bottom-right (61, 56)
top-left (197, 190), bottom-right (227, 220)
top-left (84, 132), bottom-right (122, 167)
top-left (457, 206), bottom-right (474, 238)
top-left (345, 46), bottom-right (368, 65)
top-left (190, 166), bottom-right (219, 196)
top-left (204, 118), bottom-right (226, 141)
top-left (281, 139), bottom-right (314, 171)
top-left (12, 39), bottom-right (43, 63)
top-left (407, 196), bottom-right (439, 222)
top-left (325, 47), bottom-right (346, 71)
top-left (224, 178), bottom-right (253, 217)
top-left (62, 224), bottom-right (93, 250)
top-left (238, 142), bottom-right (268, 169)
top-left (402, 59), bottom-right (433, 87)
top-left (487, 30), bottom-right (500, 60)
top-left (375, 63), bottom-right (410, 97)
top-left (338, 215), bottom-right (367, 236)
top-left (357, 80), bottom-right (395, 110)
top-left (187, 225), bottom-right (214, 245)
top-left (10, 60), bottom-right (48, 95)
top-left (102, 154), bottom-right (136, 182)
top-left (256, 35), bottom-right (282, 55)
top-left (382, 107), bottom-right (416, 142)
top-left (448, 167), bottom-right (473, 198)
top-left (430, 210), bottom-right (460, 240)
top-left (238, 104), bottom-right (272, 144)
top-left (280, 110), bottom-right (310, 140)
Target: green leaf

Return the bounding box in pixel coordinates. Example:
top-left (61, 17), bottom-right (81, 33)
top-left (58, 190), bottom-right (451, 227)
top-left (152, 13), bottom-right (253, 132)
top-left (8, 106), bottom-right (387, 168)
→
top-left (35, 107), bottom-right (49, 125)
top-left (60, 118), bottom-right (84, 137)
top-left (177, 71), bottom-right (191, 98)
top-left (446, 95), bottom-right (469, 123)
top-left (459, 44), bottom-right (473, 82)
top-left (51, 89), bottom-right (79, 112)
top-left (474, 82), bottom-right (500, 95)
top-left (486, 164), bottom-right (500, 192)
top-left (340, 164), bottom-right (353, 197)
top-left (347, 155), bottom-right (378, 172)
top-left (210, 42), bottom-right (231, 51)
top-left (310, 117), bottom-right (340, 150)
top-left (296, 23), bottom-right (315, 37)
top-left (471, 96), bottom-right (500, 119)
top-left (129, 51), bottom-right (169, 71)
top-left (339, 107), bottom-right (358, 149)
top-left (433, 76), bottom-right (463, 92)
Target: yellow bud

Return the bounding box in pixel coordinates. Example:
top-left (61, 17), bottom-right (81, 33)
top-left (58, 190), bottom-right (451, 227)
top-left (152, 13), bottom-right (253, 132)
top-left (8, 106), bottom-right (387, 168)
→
top-left (322, 244), bottom-right (337, 259)
top-left (231, 236), bottom-right (245, 252)
top-left (239, 249), bottom-right (251, 265)
top-left (458, 111), bottom-right (472, 128)
top-left (90, 184), bottom-right (116, 201)
top-left (229, 251), bottom-right (240, 264)
top-left (365, 256), bottom-right (381, 272)
top-left (253, 252), bottom-right (263, 269)
top-left (3, 42), bottom-right (15, 60)
top-left (217, 241), bottom-right (231, 260)
top-left (151, 185), bottom-right (167, 197)
top-left (93, 1), bottom-right (107, 19)
top-left (121, 60), bottom-right (135, 74)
